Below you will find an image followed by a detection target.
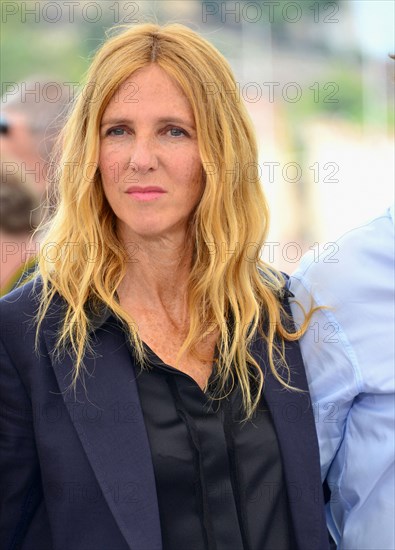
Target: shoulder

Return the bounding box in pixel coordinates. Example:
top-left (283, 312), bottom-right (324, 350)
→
top-left (0, 279), bottom-right (45, 355)
top-left (289, 209), bottom-right (394, 394)
top-left (0, 278), bottom-right (67, 342)
top-left (291, 208), bottom-right (394, 303)
top-left (0, 278), bottom-right (43, 321)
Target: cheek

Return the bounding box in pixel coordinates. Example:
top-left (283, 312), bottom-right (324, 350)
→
top-left (189, 159), bottom-right (204, 195)
top-left (99, 147), bottom-right (124, 187)
top-left (98, 148), bottom-right (110, 182)
top-left (179, 154), bottom-right (203, 187)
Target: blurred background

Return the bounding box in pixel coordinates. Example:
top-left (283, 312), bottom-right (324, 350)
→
top-left (1, 0), bottom-right (394, 271)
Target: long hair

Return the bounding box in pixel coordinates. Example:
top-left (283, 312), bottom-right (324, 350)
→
top-left (37, 23), bottom-right (309, 420)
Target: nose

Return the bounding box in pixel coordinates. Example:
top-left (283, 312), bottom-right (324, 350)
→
top-left (129, 135), bottom-right (159, 175)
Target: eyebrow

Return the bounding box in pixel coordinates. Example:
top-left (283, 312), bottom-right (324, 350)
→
top-left (100, 117), bottom-right (196, 128)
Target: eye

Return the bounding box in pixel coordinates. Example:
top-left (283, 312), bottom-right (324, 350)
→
top-left (167, 127), bottom-right (188, 137)
top-left (106, 127), bottom-right (127, 137)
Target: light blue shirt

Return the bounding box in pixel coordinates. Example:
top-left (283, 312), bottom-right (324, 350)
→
top-left (289, 207), bottom-right (395, 550)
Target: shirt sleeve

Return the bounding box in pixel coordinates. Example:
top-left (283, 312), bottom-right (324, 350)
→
top-left (289, 266), bottom-right (361, 481)
top-left (289, 260), bottom-right (364, 547)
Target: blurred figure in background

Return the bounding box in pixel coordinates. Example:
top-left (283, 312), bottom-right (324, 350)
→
top-left (1, 77), bottom-right (71, 197)
top-left (0, 159), bottom-right (41, 296)
top-left (0, 78), bottom-right (71, 295)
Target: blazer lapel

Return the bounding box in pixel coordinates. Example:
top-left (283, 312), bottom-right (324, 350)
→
top-left (250, 330), bottom-right (326, 550)
top-left (43, 301), bottom-right (162, 550)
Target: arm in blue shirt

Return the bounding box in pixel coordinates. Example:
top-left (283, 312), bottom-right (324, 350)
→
top-left (289, 207), bottom-right (395, 550)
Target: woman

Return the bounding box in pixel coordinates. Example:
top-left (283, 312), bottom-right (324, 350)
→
top-left (0, 23), bottom-right (329, 550)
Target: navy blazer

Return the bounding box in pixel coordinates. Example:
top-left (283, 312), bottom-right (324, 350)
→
top-left (0, 280), bottom-right (329, 550)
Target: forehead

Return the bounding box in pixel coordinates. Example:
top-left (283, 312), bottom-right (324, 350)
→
top-left (104, 64), bottom-right (193, 118)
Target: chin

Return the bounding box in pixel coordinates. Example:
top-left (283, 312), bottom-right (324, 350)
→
top-left (121, 225), bottom-right (169, 241)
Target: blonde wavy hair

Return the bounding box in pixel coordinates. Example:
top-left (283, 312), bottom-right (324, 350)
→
top-left (37, 23), bottom-right (309, 421)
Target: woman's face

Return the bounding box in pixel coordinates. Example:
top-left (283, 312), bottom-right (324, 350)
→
top-left (99, 64), bottom-right (203, 245)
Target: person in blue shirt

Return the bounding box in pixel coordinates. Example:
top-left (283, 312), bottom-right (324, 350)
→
top-left (290, 206), bottom-right (395, 549)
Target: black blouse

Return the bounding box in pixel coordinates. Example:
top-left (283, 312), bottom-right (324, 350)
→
top-left (130, 343), bottom-right (296, 550)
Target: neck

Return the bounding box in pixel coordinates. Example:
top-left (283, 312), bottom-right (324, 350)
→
top-left (117, 230), bottom-right (194, 315)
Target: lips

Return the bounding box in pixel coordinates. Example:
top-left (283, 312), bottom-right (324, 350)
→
top-left (125, 186), bottom-right (167, 202)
